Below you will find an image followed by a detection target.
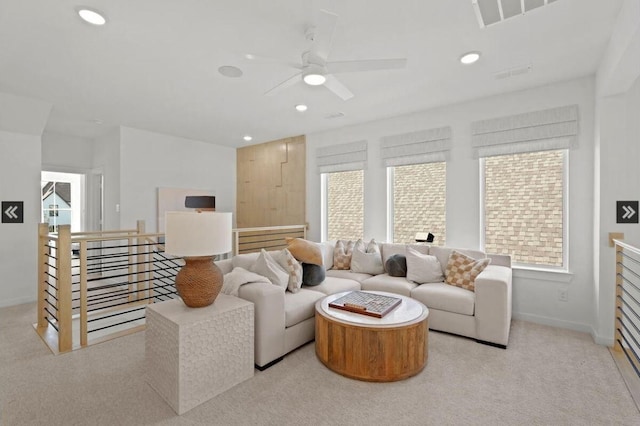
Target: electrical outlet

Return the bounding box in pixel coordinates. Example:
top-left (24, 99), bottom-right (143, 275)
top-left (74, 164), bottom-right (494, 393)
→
top-left (558, 289), bottom-right (568, 302)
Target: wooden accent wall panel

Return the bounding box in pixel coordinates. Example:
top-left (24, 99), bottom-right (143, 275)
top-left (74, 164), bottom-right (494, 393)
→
top-left (236, 135), bottom-right (305, 228)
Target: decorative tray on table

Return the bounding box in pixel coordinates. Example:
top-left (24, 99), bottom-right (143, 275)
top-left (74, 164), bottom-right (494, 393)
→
top-left (329, 291), bottom-right (401, 318)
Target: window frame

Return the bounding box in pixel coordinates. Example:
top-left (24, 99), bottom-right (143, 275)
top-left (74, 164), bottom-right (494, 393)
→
top-left (479, 149), bottom-right (569, 272)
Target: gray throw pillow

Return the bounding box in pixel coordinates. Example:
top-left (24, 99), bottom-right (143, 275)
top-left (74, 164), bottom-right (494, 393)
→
top-left (302, 263), bottom-right (325, 286)
top-left (386, 254), bottom-right (407, 277)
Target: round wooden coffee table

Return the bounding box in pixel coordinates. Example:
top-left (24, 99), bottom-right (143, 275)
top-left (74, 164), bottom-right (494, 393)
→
top-left (315, 290), bottom-right (429, 382)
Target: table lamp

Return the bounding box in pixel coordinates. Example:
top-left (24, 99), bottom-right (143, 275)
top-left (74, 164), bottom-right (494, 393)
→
top-left (165, 211), bottom-right (232, 307)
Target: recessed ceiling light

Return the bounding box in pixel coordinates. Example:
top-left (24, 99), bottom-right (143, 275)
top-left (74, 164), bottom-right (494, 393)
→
top-left (218, 65), bottom-right (243, 78)
top-left (460, 51), bottom-right (481, 65)
top-left (295, 104), bottom-right (308, 112)
top-left (77, 8), bottom-right (107, 25)
top-left (243, 135), bottom-right (253, 142)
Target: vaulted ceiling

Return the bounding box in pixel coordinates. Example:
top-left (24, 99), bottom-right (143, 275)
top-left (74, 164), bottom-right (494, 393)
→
top-left (0, 0), bottom-right (624, 146)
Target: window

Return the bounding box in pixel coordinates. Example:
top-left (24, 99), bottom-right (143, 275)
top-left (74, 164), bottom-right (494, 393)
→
top-left (390, 162), bottom-right (446, 245)
top-left (482, 149), bottom-right (566, 268)
top-left (325, 170), bottom-right (363, 241)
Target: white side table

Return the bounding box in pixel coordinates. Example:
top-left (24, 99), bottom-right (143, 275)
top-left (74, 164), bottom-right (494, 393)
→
top-left (145, 295), bottom-right (254, 415)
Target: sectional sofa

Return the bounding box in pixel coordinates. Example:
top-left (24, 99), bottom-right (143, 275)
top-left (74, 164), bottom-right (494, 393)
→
top-left (217, 241), bottom-right (512, 370)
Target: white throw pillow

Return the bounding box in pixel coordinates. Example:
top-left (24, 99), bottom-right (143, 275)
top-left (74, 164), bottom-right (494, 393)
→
top-left (250, 249), bottom-right (289, 290)
top-left (273, 248), bottom-right (303, 293)
top-left (406, 247), bottom-right (444, 284)
top-left (351, 239), bottom-right (385, 275)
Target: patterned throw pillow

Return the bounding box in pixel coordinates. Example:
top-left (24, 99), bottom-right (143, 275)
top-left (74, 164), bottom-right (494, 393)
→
top-left (444, 250), bottom-right (491, 291)
top-left (333, 240), bottom-right (355, 270)
top-left (274, 248), bottom-right (303, 293)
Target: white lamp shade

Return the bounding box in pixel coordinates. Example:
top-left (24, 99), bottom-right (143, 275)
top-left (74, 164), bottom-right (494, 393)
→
top-left (165, 211), bottom-right (232, 257)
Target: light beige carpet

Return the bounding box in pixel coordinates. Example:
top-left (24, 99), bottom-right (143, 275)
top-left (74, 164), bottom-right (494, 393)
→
top-left (1, 302), bottom-right (639, 425)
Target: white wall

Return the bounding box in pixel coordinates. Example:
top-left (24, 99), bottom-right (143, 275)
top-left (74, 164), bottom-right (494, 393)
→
top-left (0, 131), bottom-right (42, 306)
top-left (93, 128), bottom-right (121, 231)
top-left (594, 76), bottom-right (640, 343)
top-left (307, 77), bottom-right (596, 333)
top-left (119, 127), bottom-right (236, 232)
top-left (42, 132), bottom-right (94, 171)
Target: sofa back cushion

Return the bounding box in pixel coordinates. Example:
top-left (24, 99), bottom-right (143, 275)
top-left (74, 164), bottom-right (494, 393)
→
top-left (380, 243), bottom-right (428, 271)
top-left (318, 241), bottom-right (335, 270)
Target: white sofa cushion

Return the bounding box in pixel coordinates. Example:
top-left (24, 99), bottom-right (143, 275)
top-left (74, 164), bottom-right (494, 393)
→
top-left (411, 283), bottom-right (475, 316)
top-left (406, 247), bottom-right (444, 284)
top-left (360, 274), bottom-right (418, 297)
top-left (325, 269), bottom-right (373, 284)
top-left (232, 251), bottom-right (261, 270)
top-left (284, 288), bottom-right (325, 328)
top-left (303, 276), bottom-right (360, 296)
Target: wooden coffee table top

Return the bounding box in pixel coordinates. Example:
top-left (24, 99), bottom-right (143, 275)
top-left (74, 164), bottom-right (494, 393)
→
top-left (317, 290), bottom-right (427, 327)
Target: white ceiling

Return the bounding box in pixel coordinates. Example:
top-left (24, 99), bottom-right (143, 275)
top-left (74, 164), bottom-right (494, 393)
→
top-left (0, 0), bottom-right (624, 147)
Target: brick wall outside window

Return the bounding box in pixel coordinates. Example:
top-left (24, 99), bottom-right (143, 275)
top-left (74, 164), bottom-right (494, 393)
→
top-left (484, 150), bottom-right (564, 266)
top-left (393, 162), bottom-right (446, 246)
top-left (327, 170), bottom-right (363, 241)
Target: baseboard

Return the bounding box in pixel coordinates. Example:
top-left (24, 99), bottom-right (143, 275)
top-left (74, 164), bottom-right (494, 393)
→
top-left (513, 312), bottom-right (592, 335)
top-left (255, 356), bottom-right (284, 371)
top-left (590, 326), bottom-right (614, 346)
top-left (0, 295), bottom-right (36, 308)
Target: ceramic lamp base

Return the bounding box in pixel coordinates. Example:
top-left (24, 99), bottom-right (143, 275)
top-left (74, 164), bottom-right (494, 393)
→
top-left (175, 256), bottom-right (223, 307)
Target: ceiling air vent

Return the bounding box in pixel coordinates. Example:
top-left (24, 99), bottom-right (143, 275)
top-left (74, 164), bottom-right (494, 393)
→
top-left (324, 112), bottom-right (345, 119)
top-left (495, 64), bottom-right (532, 79)
top-left (472, 0), bottom-right (558, 28)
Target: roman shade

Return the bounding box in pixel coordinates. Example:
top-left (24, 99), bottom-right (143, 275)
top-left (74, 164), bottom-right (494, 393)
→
top-left (471, 105), bottom-right (578, 158)
top-left (316, 140), bottom-right (367, 173)
top-left (381, 126), bottom-right (452, 167)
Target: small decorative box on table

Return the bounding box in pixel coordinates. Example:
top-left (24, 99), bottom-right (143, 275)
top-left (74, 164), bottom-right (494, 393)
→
top-left (145, 295), bottom-right (254, 415)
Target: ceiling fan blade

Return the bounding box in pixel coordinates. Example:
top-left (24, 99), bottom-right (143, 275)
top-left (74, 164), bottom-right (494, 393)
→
top-left (326, 58), bottom-right (408, 74)
top-left (323, 74), bottom-right (354, 101)
top-left (264, 72), bottom-right (301, 96)
top-left (311, 9), bottom-right (338, 61)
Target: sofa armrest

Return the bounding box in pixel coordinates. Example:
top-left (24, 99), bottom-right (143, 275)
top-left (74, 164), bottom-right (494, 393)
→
top-left (474, 265), bottom-right (512, 347)
top-left (237, 281), bottom-right (286, 367)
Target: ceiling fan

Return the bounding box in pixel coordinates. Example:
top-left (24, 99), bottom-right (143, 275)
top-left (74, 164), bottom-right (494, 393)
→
top-left (264, 9), bottom-right (408, 101)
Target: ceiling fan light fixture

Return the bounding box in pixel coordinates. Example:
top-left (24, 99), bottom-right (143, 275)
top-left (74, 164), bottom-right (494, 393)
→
top-left (303, 73), bottom-right (326, 86)
top-left (460, 51), bottom-right (481, 65)
top-left (77, 8), bottom-right (107, 25)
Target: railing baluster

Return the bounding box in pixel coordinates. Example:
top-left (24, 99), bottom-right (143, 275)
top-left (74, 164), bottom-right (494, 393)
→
top-left (57, 225), bottom-right (73, 353)
top-left (80, 240), bottom-right (88, 347)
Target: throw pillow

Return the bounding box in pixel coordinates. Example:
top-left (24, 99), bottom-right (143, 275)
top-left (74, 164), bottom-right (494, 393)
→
top-left (274, 248), bottom-right (303, 293)
top-left (285, 237), bottom-right (323, 266)
top-left (351, 239), bottom-right (385, 275)
top-left (406, 247), bottom-right (444, 284)
top-left (333, 240), bottom-right (355, 270)
top-left (444, 250), bottom-right (491, 291)
top-left (250, 249), bottom-right (289, 290)
top-left (302, 263), bottom-right (326, 286)
top-left (385, 254), bottom-right (407, 277)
